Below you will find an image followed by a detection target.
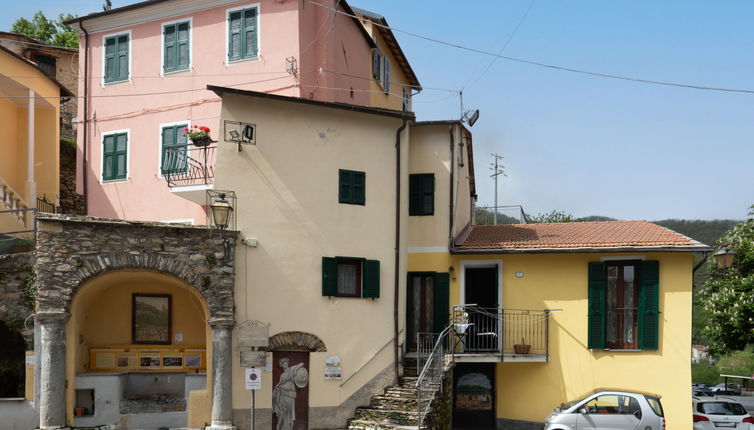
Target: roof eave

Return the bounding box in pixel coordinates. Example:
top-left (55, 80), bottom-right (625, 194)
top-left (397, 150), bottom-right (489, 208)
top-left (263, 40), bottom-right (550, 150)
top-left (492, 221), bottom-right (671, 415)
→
top-left (451, 244), bottom-right (713, 255)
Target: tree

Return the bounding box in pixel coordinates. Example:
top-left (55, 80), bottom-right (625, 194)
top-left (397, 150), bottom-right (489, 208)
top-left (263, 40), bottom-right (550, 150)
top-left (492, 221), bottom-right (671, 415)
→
top-left (526, 210), bottom-right (576, 223)
top-left (701, 205), bottom-right (754, 355)
top-left (10, 12), bottom-right (78, 49)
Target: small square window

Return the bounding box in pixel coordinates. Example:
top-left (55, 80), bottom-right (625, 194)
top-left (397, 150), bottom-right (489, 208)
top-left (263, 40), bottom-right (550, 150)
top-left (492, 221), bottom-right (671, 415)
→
top-left (322, 257), bottom-right (380, 299)
top-left (409, 173), bottom-right (434, 216)
top-left (339, 169), bottom-right (365, 205)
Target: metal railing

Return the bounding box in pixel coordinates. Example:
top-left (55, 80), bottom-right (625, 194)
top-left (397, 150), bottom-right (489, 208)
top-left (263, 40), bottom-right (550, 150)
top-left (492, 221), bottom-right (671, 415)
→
top-left (416, 325), bottom-right (452, 427)
top-left (36, 195), bottom-right (59, 214)
top-left (452, 305), bottom-right (550, 356)
top-left (475, 205), bottom-right (528, 224)
top-left (163, 145), bottom-right (217, 187)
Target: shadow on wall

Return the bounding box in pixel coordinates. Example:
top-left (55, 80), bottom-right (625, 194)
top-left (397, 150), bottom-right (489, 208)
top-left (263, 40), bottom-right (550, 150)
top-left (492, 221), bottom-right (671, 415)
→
top-left (0, 320), bottom-right (26, 398)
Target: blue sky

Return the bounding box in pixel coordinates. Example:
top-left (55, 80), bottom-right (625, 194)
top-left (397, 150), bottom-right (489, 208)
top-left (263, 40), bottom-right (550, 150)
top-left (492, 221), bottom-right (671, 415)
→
top-left (4, 1), bottom-right (753, 220)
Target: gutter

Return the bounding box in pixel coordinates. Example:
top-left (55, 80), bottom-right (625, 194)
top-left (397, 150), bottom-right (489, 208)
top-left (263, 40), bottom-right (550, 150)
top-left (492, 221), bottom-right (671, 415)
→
top-left (450, 245), bottom-right (713, 255)
top-left (393, 119), bottom-right (408, 383)
top-left (448, 124), bottom-right (455, 247)
top-left (81, 22), bottom-right (89, 215)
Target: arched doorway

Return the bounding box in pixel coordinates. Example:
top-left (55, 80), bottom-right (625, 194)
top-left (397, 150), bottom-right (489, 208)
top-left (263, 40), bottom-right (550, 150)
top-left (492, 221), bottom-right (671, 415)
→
top-left (268, 332), bottom-right (326, 430)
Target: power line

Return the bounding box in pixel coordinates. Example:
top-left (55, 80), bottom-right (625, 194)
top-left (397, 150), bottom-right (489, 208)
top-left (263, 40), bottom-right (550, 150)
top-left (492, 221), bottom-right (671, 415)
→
top-left (465, 0), bottom-right (537, 90)
top-left (307, 0), bottom-right (754, 95)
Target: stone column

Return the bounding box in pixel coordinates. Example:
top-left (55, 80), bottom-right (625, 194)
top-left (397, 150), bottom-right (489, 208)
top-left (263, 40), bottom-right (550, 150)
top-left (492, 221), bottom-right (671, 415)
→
top-left (35, 311), bottom-right (69, 430)
top-left (208, 318), bottom-right (236, 430)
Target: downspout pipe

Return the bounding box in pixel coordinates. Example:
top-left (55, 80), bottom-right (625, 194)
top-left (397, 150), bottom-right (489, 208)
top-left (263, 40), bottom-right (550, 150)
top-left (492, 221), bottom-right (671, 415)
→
top-left (394, 118), bottom-right (408, 383)
top-left (448, 124), bottom-right (455, 247)
top-left (692, 251), bottom-right (711, 288)
top-left (81, 22), bottom-right (89, 215)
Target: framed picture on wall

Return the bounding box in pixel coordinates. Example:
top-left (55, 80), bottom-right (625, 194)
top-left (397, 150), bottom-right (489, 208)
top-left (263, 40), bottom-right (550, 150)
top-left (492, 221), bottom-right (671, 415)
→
top-left (132, 294), bottom-right (172, 344)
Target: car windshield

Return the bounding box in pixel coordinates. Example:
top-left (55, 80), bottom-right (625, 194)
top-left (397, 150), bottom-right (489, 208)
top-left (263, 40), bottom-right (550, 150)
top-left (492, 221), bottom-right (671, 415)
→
top-left (698, 402), bottom-right (747, 416)
top-left (645, 396), bottom-right (664, 417)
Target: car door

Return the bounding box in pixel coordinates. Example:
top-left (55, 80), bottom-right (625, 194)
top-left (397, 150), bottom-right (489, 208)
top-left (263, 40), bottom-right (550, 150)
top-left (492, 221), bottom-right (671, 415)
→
top-left (575, 394), bottom-right (642, 430)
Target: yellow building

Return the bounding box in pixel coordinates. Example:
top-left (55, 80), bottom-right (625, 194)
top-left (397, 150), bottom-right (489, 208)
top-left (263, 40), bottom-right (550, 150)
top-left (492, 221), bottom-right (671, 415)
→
top-left (0, 45), bottom-right (71, 237)
top-left (408, 221), bottom-right (709, 429)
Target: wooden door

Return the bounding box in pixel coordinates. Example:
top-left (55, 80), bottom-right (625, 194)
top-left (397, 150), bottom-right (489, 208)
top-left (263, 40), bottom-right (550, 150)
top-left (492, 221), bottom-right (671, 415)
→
top-left (272, 351), bottom-right (309, 430)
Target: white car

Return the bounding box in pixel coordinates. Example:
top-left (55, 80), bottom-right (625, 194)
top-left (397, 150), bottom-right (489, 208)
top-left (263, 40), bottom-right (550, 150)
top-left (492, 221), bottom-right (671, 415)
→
top-left (693, 397), bottom-right (754, 429)
top-left (545, 389), bottom-right (665, 430)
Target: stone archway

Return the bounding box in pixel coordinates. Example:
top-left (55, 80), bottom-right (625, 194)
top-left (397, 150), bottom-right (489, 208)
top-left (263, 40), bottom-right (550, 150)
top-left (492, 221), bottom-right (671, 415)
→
top-left (33, 214), bottom-right (239, 430)
top-left (268, 331), bottom-right (327, 352)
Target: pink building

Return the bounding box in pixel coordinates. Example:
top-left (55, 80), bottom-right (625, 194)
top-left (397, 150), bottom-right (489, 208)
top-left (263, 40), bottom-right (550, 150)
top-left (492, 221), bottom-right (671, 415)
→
top-left (66, 0), bottom-right (419, 223)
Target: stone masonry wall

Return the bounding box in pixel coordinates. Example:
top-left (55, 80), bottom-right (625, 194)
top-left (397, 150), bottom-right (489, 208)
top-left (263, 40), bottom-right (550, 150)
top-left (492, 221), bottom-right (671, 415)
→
top-left (0, 252), bottom-right (35, 346)
top-left (34, 214), bottom-right (238, 320)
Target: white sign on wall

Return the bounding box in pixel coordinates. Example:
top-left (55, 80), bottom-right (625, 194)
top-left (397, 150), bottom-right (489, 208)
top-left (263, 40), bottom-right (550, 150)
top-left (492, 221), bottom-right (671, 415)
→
top-left (324, 355), bottom-right (342, 380)
top-left (245, 368), bottom-right (262, 390)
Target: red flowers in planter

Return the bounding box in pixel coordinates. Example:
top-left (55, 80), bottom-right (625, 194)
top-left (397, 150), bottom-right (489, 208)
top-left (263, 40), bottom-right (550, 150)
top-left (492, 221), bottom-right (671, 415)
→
top-left (185, 125), bottom-right (211, 142)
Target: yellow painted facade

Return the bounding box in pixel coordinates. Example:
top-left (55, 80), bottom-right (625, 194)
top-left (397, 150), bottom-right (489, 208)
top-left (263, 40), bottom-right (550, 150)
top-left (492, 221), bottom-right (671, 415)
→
top-left (408, 250), bottom-right (694, 430)
top-left (0, 48), bottom-right (62, 231)
top-left (358, 19), bottom-right (413, 111)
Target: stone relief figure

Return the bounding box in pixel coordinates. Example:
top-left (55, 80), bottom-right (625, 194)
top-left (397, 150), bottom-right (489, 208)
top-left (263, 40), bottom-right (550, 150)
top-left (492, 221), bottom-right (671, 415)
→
top-left (273, 357), bottom-right (307, 430)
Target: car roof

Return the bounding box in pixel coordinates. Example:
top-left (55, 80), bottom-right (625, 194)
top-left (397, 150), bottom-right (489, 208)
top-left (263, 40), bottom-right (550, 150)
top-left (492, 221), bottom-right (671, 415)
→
top-left (591, 388), bottom-right (662, 399)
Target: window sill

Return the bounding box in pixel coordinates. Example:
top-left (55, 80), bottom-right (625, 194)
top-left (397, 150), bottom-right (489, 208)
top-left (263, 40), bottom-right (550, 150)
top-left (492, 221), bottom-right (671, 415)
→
top-left (162, 67), bottom-right (192, 76)
top-left (101, 178), bottom-right (129, 184)
top-left (103, 79), bottom-right (131, 86)
top-left (226, 56), bottom-right (260, 66)
top-left (602, 349), bottom-right (642, 352)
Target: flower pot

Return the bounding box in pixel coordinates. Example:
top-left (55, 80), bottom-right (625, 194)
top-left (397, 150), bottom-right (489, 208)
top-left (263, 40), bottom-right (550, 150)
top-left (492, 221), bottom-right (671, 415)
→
top-left (191, 137), bottom-right (211, 147)
top-left (513, 337), bottom-right (531, 354)
top-left (74, 407), bottom-right (87, 417)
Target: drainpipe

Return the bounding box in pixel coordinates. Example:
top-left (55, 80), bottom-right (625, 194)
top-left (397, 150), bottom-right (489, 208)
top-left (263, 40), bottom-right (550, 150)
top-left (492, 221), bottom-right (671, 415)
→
top-left (448, 124), bottom-right (455, 247)
top-left (81, 22), bottom-right (90, 215)
top-left (394, 118), bottom-right (408, 383)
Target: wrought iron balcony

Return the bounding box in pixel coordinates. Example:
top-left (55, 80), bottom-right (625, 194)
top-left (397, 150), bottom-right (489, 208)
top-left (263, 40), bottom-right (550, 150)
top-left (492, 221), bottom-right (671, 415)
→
top-left (163, 145), bottom-right (217, 188)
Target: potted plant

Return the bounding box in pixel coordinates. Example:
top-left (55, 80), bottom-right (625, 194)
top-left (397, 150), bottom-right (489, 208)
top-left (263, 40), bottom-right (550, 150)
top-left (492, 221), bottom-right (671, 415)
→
top-left (185, 125), bottom-right (212, 147)
top-left (513, 337), bottom-right (531, 354)
top-left (74, 406), bottom-right (87, 416)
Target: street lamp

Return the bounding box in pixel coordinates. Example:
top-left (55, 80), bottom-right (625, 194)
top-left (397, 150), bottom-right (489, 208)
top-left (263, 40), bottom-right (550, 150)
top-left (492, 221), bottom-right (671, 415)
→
top-left (210, 193), bottom-right (234, 261)
top-left (714, 246), bottom-right (736, 269)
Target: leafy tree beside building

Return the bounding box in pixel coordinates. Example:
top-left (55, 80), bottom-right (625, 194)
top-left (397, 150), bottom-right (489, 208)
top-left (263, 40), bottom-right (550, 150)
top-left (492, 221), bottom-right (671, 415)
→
top-left (10, 11), bottom-right (78, 49)
top-left (701, 205), bottom-right (754, 355)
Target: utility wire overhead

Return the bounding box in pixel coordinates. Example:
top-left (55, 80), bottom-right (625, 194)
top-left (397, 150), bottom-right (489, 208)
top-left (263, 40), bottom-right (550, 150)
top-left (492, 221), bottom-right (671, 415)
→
top-left (307, 0), bottom-right (754, 95)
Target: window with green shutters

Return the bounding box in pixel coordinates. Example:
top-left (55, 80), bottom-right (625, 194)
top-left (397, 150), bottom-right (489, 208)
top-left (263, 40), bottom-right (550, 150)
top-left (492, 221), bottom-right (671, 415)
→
top-left (339, 169), bottom-right (365, 205)
top-left (409, 173), bottom-right (435, 216)
top-left (322, 257), bottom-right (380, 299)
top-left (587, 260), bottom-right (660, 350)
top-left (163, 21), bottom-right (190, 73)
top-left (228, 7), bottom-right (258, 61)
top-left (102, 132), bottom-right (128, 181)
top-left (104, 33), bottom-right (129, 83)
top-left (161, 124), bottom-right (189, 175)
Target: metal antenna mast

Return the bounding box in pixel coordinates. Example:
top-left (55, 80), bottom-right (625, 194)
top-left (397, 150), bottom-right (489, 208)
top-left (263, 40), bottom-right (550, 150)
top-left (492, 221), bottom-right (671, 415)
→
top-left (490, 153), bottom-right (506, 225)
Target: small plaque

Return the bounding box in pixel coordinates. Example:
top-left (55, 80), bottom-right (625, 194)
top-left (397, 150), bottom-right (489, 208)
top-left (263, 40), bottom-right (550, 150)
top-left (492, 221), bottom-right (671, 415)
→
top-left (240, 351), bottom-right (267, 367)
top-left (238, 323), bottom-right (269, 347)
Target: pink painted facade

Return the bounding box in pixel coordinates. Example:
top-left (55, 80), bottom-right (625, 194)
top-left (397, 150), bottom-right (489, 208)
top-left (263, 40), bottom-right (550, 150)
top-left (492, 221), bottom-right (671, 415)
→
top-left (72, 0), bottom-right (373, 222)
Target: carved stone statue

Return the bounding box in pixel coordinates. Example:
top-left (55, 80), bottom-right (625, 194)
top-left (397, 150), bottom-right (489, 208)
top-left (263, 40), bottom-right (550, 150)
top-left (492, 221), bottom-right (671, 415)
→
top-left (272, 358), bottom-right (307, 430)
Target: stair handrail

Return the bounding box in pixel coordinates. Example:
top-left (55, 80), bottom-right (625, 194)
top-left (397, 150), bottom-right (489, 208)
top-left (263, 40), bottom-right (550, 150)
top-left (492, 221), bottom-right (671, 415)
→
top-left (415, 324), bottom-right (453, 427)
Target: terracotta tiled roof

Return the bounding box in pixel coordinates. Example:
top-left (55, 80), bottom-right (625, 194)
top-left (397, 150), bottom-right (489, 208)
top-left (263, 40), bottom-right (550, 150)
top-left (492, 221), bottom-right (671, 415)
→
top-left (454, 221), bottom-right (708, 252)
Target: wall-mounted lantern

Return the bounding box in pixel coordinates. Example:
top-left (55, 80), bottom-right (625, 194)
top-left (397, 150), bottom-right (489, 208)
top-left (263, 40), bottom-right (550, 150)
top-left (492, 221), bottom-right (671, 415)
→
top-left (714, 246), bottom-right (736, 269)
top-left (208, 190), bottom-right (237, 262)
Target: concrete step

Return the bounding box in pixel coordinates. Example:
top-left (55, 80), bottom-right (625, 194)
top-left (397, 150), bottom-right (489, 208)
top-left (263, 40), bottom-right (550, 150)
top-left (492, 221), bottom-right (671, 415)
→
top-left (353, 407), bottom-right (419, 425)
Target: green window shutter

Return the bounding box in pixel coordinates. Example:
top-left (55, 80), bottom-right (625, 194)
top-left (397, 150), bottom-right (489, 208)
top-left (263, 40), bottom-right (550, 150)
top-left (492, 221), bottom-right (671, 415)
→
top-left (103, 133), bottom-right (127, 181)
top-left (164, 24), bottom-right (176, 72)
top-left (384, 57), bottom-right (391, 93)
top-left (362, 259), bottom-right (380, 298)
top-left (339, 170), bottom-right (353, 203)
top-left (117, 35), bottom-right (129, 81)
top-left (103, 134), bottom-right (115, 180)
top-left (177, 22), bottom-right (190, 68)
top-left (353, 171), bottom-right (365, 205)
top-left (229, 11), bottom-right (242, 60)
top-left (161, 124), bottom-right (188, 175)
top-left (422, 174), bottom-right (434, 215)
top-left (114, 133), bottom-right (127, 179)
top-left (433, 273), bottom-right (450, 332)
top-left (372, 49), bottom-right (380, 78)
top-left (638, 260), bottom-right (660, 350)
top-left (322, 257), bottom-right (337, 296)
top-left (409, 174), bottom-right (422, 215)
top-left (243, 8), bottom-right (258, 58)
top-left (587, 262), bottom-right (606, 349)
top-left (104, 37), bottom-right (116, 82)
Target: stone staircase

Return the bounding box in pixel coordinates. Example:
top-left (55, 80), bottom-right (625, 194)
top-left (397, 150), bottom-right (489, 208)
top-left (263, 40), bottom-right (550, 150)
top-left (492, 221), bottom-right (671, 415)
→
top-left (347, 376), bottom-right (420, 429)
top-left (345, 352), bottom-right (424, 430)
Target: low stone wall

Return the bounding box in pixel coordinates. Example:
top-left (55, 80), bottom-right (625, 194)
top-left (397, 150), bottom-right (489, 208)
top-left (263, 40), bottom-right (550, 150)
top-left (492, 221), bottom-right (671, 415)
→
top-left (0, 252), bottom-right (35, 346)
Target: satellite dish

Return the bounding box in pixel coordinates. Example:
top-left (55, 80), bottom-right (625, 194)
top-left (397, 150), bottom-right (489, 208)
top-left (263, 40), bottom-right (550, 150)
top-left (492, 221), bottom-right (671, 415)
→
top-left (467, 109), bottom-right (480, 127)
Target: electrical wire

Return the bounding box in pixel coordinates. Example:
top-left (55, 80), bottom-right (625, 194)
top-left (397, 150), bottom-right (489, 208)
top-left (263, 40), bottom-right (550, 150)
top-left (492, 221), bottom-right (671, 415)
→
top-left (307, 0), bottom-right (754, 95)
top-left (465, 0), bottom-right (537, 90)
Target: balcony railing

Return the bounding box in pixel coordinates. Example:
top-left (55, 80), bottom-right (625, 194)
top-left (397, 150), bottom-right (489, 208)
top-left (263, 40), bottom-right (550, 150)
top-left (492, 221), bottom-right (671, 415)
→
top-left (36, 195), bottom-right (59, 214)
top-left (163, 145), bottom-right (217, 187)
top-left (450, 305), bottom-right (550, 357)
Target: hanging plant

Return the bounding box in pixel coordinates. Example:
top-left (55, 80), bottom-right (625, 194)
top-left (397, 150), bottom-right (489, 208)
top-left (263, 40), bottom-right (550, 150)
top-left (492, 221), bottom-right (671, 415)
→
top-left (184, 125), bottom-right (212, 147)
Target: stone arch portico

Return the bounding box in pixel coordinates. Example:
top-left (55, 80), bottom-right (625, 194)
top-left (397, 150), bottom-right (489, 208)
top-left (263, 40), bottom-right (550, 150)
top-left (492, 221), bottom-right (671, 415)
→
top-left (34, 214), bottom-right (238, 430)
